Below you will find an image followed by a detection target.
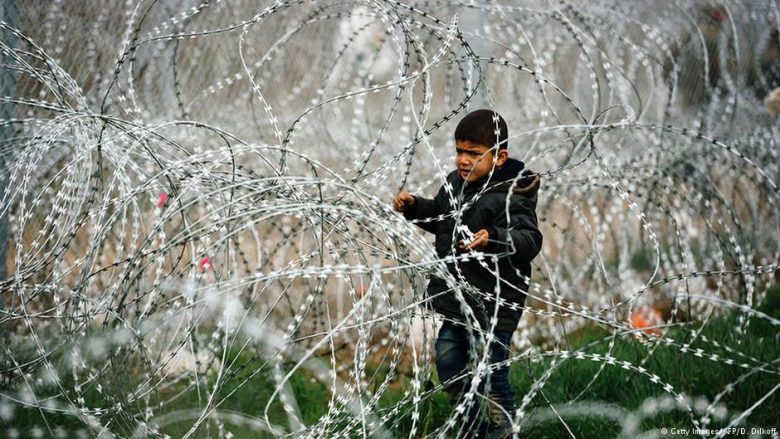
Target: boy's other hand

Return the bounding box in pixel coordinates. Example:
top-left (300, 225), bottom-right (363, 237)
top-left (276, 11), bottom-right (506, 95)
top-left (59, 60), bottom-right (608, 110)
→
top-left (458, 229), bottom-right (490, 252)
top-left (394, 192), bottom-right (415, 212)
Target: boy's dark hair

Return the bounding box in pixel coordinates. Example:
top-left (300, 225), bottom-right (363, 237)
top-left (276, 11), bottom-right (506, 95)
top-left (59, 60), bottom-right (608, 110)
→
top-left (454, 109), bottom-right (508, 150)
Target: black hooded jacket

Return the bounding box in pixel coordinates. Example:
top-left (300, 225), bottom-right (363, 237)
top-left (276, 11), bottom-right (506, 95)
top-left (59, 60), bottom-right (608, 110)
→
top-left (404, 158), bottom-right (542, 332)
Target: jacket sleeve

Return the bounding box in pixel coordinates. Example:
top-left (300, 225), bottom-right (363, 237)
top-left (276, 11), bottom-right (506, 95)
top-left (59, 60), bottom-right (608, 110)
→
top-left (403, 184), bottom-right (448, 234)
top-left (486, 196), bottom-right (542, 265)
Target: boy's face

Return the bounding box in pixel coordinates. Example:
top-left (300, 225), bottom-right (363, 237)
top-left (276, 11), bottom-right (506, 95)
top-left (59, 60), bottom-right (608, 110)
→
top-left (455, 140), bottom-right (508, 182)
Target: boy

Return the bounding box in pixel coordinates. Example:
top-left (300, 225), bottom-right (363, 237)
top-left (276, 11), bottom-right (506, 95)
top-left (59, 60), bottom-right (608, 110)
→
top-left (393, 109), bottom-right (542, 438)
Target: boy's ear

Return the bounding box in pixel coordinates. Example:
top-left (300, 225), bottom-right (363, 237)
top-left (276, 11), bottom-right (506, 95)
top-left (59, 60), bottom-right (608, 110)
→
top-left (496, 149), bottom-right (508, 167)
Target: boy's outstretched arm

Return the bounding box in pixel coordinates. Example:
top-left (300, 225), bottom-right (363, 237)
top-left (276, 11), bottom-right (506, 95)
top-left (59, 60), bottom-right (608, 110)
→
top-left (393, 187), bottom-right (445, 234)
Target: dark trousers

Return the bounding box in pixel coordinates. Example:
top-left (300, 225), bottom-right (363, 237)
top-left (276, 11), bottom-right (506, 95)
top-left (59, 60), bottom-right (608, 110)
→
top-left (435, 320), bottom-right (515, 438)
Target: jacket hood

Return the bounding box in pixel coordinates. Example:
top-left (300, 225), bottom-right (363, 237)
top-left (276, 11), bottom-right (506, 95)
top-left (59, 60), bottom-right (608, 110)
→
top-left (450, 157), bottom-right (541, 197)
top-left (487, 158), bottom-right (541, 197)
top-left (490, 157), bottom-right (525, 182)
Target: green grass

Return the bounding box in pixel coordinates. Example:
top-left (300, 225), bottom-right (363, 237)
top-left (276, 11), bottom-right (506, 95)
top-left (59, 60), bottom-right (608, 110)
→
top-left (3, 286), bottom-right (780, 437)
top-left (373, 286), bottom-right (780, 438)
top-left (505, 314), bottom-right (779, 438)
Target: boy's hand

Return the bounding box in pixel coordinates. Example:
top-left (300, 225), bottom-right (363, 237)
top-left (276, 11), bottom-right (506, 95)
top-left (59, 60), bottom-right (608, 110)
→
top-left (458, 229), bottom-right (490, 252)
top-left (394, 192), bottom-right (415, 212)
